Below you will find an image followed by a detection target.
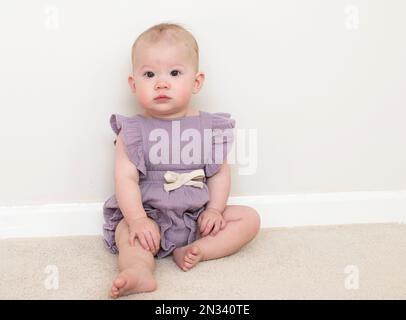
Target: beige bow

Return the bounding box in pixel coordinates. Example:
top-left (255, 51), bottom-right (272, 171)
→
top-left (163, 169), bottom-right (206, 192)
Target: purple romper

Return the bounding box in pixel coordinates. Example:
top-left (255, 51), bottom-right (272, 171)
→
top-left (102, 111), bottom-right (235, 259)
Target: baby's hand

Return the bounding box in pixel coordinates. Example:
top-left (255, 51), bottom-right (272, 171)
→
top-left (197, 207), bottom-right (227, 237)
top-left (127, 216), bottom-right (161, 254)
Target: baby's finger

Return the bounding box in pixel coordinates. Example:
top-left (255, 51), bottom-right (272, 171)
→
top-left (200, 217), bottom-right (209, 233)
top-left (200, 217), bottom-right (210, 234)
top-left (128, 231), bottom-right (136, 246)
top-left (144, 232), bottom-right (155, 252)
top-left (210, 220), bottom-right (221, 236)
top-left (150, 230), bottom-right (160, 252)
top-left (202, 220), bottom-right (214, 236)
top-left (138, 234), bottom-right (150, 252)
top-left (197, 214), bottom-right (203, 226)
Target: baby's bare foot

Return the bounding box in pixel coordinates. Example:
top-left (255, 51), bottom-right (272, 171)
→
top-left (110, 267), bottom-right (157, 299)
top-left (172, 245), bottom-right (204, 271)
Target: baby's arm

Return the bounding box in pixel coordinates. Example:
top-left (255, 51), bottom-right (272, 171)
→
top-left (198, 161), bottom-right (230, 236)
top-left (114, 131), bottom-right (146, 222)
top-left (115, 132), bottom-right (160, 252)
top-left (205, 160), bottom-right (231, 213)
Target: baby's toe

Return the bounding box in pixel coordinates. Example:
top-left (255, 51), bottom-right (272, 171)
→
top-left (183, 262), bottom-right (193, 270)
top-left (187, 252), bottom-right (198, 260)
top-left (190, 246), bottom-right (200, 255)
top-left (111, 287), bottom-right (119, 298)
top-left (114, 277), bottom-right (126, 289)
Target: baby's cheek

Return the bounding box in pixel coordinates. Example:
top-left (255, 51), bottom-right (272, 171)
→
top-left (137, 91), bottom-right (153, 108)
top-left (175, 87), bottom-right (192, 105)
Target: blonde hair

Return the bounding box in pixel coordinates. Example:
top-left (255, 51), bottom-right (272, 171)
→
top-left (131, 22), bottom-right (199, 71)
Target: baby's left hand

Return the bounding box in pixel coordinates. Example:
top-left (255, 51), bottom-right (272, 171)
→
top-left (197, 207), bottom-right (227, 237)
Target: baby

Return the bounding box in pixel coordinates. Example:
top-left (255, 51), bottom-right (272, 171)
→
top-left (102, 23), bottom-right (261, 299)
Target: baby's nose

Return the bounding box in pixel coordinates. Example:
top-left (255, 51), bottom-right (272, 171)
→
top-left (155, 79), bottom-right (170, 89)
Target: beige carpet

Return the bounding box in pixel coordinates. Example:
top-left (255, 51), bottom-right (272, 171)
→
top-left (1, 223), bottom-right (405, 300)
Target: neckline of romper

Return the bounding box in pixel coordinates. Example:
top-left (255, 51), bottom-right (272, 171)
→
top-left (137, 110), bottom-right (210, 181)
top-left (138, 110), bottom-right (202, 121)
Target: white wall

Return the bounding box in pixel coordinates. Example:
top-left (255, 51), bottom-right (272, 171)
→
top-left (0, 0), bottom-right (405, 206)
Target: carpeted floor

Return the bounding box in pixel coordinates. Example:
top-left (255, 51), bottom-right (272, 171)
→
top-left (1, 223), bottom-right (405, 300)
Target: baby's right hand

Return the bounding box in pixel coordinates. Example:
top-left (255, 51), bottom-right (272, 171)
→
top-left (127, 216), bottom-right (161, 254)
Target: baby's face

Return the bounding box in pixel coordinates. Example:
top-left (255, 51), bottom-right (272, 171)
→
top-left (129, 40), bottom-right (204, 115)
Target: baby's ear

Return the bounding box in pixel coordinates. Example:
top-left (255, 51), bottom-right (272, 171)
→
top-left (128, 74), bottom-right (136, 93)
top-left (192, 72), bottom-right (205, 94)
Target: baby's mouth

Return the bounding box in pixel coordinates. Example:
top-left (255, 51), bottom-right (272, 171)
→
top-left (154, 95), bottom-right (171, 102)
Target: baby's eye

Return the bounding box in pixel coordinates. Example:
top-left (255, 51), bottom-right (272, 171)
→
top-left (170, 70), bottom-right (181, 77)
top-left (144, 71), bottom-right (155, 78)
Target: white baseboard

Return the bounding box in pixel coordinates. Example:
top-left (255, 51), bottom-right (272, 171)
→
top-left (1, 190), bottom-right (405, 239)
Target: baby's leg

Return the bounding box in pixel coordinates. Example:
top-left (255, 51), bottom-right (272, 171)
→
top-left (110, 219), bottom-right (157, 298)
top-left (173, 205), bottom-right (260, 271)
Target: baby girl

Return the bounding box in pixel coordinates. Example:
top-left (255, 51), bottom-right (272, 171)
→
top-left (102, 23), bottom-right (260, 298)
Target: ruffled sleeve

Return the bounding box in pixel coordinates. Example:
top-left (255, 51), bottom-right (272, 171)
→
top-left (110, 114), bottom-right (147, 176)
top-left (204, 112), bottom-right (236, 178)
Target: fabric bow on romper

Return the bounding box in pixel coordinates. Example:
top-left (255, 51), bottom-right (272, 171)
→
top-left (102, 111), bottom-right (236, 259)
